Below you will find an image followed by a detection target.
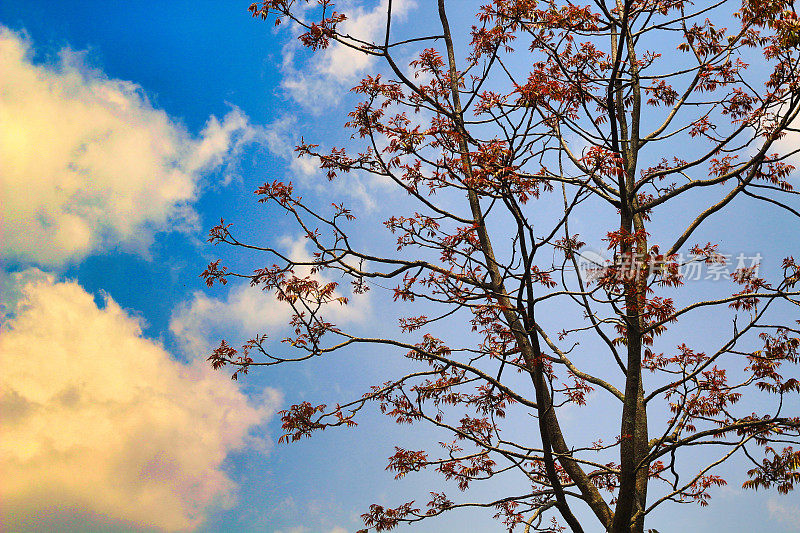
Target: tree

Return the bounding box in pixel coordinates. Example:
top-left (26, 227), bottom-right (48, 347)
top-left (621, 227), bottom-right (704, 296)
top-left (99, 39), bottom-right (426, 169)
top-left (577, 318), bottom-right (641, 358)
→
top-left (203, 0), bottom-right (800, 531)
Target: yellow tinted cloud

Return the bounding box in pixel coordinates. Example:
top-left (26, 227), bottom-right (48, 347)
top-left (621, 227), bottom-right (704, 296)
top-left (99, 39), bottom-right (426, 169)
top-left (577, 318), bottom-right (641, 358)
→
top-left (0, 27), bottom-right (259, 267)
top-left (0, 273), bottom-right (279, 531)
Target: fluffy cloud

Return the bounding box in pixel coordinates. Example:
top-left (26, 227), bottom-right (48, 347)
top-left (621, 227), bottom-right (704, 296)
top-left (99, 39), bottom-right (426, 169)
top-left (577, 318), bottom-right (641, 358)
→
top-left (775, 129), bottom-right (800, 184)
top-left (0, 27), bottom-right (262, 267)
top-left (0, 273), bottom-right (280, 531)
top-left (280, 0), bottom-right (415, 112)
top-left (170, 237), bottom-right (369, 357)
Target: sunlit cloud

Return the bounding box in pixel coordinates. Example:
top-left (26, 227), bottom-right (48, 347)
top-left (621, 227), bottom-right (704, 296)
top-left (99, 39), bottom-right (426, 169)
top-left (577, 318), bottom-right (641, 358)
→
top-left (0, 272), bottom-right (280, 531)
top-left (0, 27), bottom-right (264, 267)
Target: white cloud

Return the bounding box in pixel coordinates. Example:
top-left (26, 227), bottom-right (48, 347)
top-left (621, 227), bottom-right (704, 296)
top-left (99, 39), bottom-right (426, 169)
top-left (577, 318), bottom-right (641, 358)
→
top-left (767, 497), bottom-right (800, 524)
top-left (262, 114), bottom-right (319, 178)
top-left (170, 236), bottom-right (369, 357)
top-left (318, 0), bottom-right (408, 82)
top-left (0, 27), bottom-right (263, 267)
top-left (171, 281), bottom-right (294, 357)
top-left (280, 0), bottom-right (415, 112)
top-left (775, 127), bottom-right (800, 184)
top-left (260, 113), bottom-right (389, 211)
top-left (187, 109), bottom-right (261, 185)
top-left (0, 273), bottom-right (280, 531)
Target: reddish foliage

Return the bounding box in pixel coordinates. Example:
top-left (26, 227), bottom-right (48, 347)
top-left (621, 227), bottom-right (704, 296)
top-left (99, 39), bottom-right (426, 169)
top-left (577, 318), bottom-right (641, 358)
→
top-left (208, 1), bottom-right (800, 531)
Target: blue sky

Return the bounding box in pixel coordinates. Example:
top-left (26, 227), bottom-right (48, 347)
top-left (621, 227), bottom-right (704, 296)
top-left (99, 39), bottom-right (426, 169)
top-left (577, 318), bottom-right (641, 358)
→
top-left (1, 1), bottom-right (799, 532)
